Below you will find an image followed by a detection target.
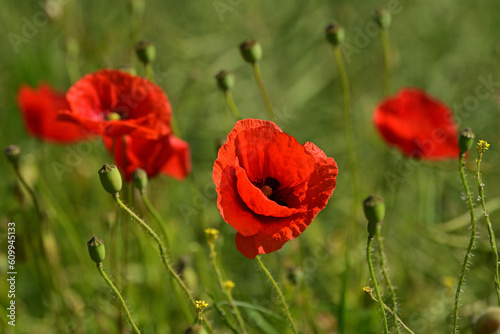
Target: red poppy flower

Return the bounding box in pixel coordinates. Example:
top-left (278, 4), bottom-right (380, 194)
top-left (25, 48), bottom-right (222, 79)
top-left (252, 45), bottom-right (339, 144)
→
top-left (103, 134), bottom-right (191, 181)
top-left (374, 88), bottom-right (460, 159)
top-left (213, 119), bottom-right (338, 259)
top-left (59, 69), bottom-right (171, 139)
top-left (17, 84), bottom-right (90, 143)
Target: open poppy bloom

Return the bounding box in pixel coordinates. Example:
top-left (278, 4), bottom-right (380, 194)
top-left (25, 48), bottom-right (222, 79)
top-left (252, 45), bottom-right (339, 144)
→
top-left (17, 84), bottom-right (91, 143)
top-left (59, 69), bottom-right (171, 139)
top-left (213, 119), bottom-right (338, 259)
top-left (374, 88), bottom-right (460, 159)
top-left (103, 134), bottom-right (191, 181)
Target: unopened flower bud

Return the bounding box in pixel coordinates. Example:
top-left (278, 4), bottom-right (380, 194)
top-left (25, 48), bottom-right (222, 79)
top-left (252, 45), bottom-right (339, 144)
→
top-left (239, 39), bottom-right (262, 64)
top-left (5, 145), bottom-right (21, 167)
top-left (373, 8), bottom-right (391, 28)
top-left (215, 70), bottom-right (235, 92)
top-left (458, 128), bottom-right (475, 154)
top-left (184, 324), bottom-right (208, 334)
top-left (473, 307), bottom-right (500, 334)
top-left (135, 40), bottom-right (156, 65)
top-left (325, 22), bottom-right (345, 46)
top-left (133, 168), bottom-right (148, 192)
top-left (87, 236), bottom-right (105, 264)
top-left (99, 164), bottom-right (122, 195)
top-left (363, 195), bottom-right (385, 237)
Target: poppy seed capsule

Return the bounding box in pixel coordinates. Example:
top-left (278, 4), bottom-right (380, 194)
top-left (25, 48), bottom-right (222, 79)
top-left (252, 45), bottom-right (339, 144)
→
top-left (363, 195), bottom-right (385, 237)
top-left (135, 40), bottom-right (156, 65)
top-left (133, 168), bottom-right (148, 192)
top-left (99, 164), bottom-right (122, 195)
top-left (87, 236), bottom-right (105, 264)
top-left (458, 128), bottom-right (475, 154)
top-left (373, 8), bottom-right (391, 28)
top-left (472, 307), bottom-right (500, 334)
top-left (215, 70), bottom-right (235, 92)
top-left (4, 145), bottom-right (21, 167)
top-left (325, 22), bottom-right (345, 46)
top-left (239, 39), bottom-right (262, 64)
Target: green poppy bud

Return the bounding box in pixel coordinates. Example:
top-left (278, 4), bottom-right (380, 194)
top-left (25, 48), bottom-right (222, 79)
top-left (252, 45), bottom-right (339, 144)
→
top-left (215, 70), bottom-right (235, 92)
top-left (458, 128), bottom-right (475, 154)
top-left (4, 145), bottom-right (21, 168)
top-left (87, 236), bottom-right (105, 264)
top-left (473, 307), bottom-right (500, 334)
top-left (239, 39), bottom-right (262, 64)
top-left (98, 164), bottom-right (122, 195)
top-left (325, 22), bottom-right (345, 46)
top-left (363, 195), bottom-right (385, 237)
top-left (373, 8), bottom-right (391, 29)
top-left (133, 168), bottom-right (148, 192)
top-left (135, 40), bottom-right (156, 65)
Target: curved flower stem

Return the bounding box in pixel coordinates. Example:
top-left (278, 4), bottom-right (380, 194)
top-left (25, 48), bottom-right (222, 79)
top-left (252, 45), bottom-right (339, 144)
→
top-left (452, 153), bottom-right (476, 333)
top-left (252, 62), bottom-right (276, 122)
top-left (96, 263), bottom-right (141, 334)
top-left (367, 235), bottom-right (389, 334)
top-left (379, 28), bottom-right (392, 97)
top-left (140, 191), bottom-right (171, 249)
top-left (209, 244), bottom-right (247, 333)
top-left (113, 195), bottom-right (215, 333)
top-left (255, 255), bottom-right (297, 334)
top-left (224, 90), bottom-right (242, 121)
top-left (14, 167), bottom-right (42, 221)
top-left (476, 149), bottom-right (500, 304)
top-left (376, 229), bottom-right (400, 333)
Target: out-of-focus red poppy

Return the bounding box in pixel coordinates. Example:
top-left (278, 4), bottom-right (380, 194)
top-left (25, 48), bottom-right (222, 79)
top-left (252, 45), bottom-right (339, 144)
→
top-left (17, 84), bottom-right (90, 143)
top-left (103, 134), bottom-right (191, 181)
top-left (374, 88), bottom-right (460, 159)
top-left (59, 69), bottom-right (171, 139)
top-left (213, 119), bottom-right (338, 259)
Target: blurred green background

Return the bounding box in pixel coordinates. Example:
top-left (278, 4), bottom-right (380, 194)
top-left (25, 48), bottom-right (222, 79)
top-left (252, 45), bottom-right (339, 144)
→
top-left (2, 0), bottom-right (500, 333)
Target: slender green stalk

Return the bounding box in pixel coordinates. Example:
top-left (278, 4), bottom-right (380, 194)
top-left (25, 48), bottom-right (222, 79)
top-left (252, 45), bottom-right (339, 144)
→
top-left (14, 167), bottom-right (42, 221)
top-left (140, 191), bottom-right (170, 249)
top-left (145, 64), bottom-right (155, 82)
top-left (208, 244), bottom-right (247, 333)
top-left (376, 229), bottom-right (400, 333)
top-left (224, 90), bottom-right (242, 121)
top-left (96, 264), bottom-right (141, 334)
top-left (252, 62), bottom-right (276, 122)
top-left (476, 145), bottom-right (500, 304)
top-left (367, 236), bottom-right (389, 334)
top-left (332, 43), bottom-right (358, 334)
top-left (363, 287), bottom-right (415, 334)
top-left (255, 255), bottom-right (297, 334)
top-left (379, 28), bottom-right (392, 97)
top-left (113, 195), bottom-right (214, 333)
top-left (452, 153), bottom-right (476, 333)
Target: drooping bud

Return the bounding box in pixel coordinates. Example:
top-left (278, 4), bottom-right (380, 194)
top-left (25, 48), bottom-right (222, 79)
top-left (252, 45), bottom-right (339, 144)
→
top-left (373, 8), bottom-right (391, 29)
top-left (239, 39), bottom-right (262, 64)
top-left (135, 40), bottom-right (156, 65)
top-left (458, 128), bottom-right (475, 154)
top-left (5, 145), bottom-right (21, 168)
top-left (363, 195), bottom-right (385, 237)
top-left (87, 236), bottom-right (106, 264)
top-left (473, 307), bottom-right (500, 334)
top-left (325, 22), bottom-right (345, 46)
top-left (98, 164), bottom-right (122, 195)
top-left (215, 70), bottom-right (235, 92)
top-left (133, 168), bottom-right (148, 192)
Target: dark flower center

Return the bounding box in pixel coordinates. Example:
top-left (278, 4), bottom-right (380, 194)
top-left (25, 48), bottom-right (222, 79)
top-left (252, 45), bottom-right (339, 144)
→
top-left (252, 177), bottom-right (287, 207)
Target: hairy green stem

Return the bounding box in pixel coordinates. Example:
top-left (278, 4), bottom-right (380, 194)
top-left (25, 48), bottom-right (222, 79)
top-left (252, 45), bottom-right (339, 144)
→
top-left (252, 62), bottom-right (275, 122)
top-left (452, 153), bottom-right (476, 333)
top-left (97, 264), bottom-right (141, 334)
top-left (224, 90), bottom-right (242, 121)
top-left (113, 195), bottom-right (214, 333)
top-left (256, 255), bottom-right (297, 334)
top-left (476, 151), bottom-right (500, 304)
top-left (140, 191), bottom-right (170, 249)
top-left (376, 229), bottom-right (400, 333)
top-left (367, 236), bottom-right (389, 334)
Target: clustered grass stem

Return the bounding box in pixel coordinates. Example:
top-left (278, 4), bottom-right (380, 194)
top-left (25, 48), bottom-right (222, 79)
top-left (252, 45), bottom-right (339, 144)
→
top-left (255, 255), bottom-right (298, 334)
